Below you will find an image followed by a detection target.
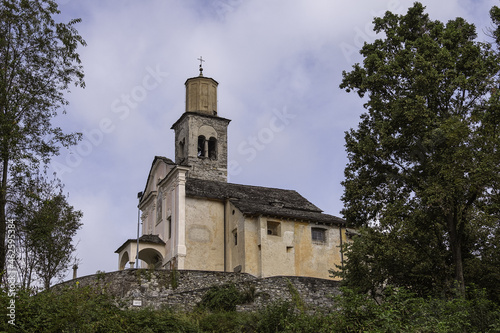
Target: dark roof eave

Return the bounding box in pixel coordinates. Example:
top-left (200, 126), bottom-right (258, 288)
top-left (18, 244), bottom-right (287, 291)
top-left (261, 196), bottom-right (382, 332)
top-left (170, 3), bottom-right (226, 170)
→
top-left (185, 178), bottom-right (346, 226)
top-left (239, 211), bottom-right (346, 226)
top-left (171, 112), bottom-right (231, 130)
top-left (115, 236), bottom-right (166, 254)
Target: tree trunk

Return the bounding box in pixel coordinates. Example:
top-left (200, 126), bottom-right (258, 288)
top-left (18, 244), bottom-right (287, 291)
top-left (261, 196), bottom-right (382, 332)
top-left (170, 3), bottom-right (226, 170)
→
top-left (447, 213), bottom-right (466, 296)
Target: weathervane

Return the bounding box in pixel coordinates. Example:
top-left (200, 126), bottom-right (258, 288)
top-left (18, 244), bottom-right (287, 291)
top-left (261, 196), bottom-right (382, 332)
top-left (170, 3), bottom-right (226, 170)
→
top-left (197, 56), bottom-right (205, 76)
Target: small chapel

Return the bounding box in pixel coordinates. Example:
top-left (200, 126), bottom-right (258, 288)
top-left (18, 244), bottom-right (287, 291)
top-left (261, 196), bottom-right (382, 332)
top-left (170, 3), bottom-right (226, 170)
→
top-left (115, 65), bottom-right (347, 280)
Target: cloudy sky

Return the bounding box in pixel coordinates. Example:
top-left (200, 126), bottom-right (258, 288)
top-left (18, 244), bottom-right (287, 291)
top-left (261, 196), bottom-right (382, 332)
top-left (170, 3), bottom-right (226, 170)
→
top-left (49, 0), bottom-right (497, 280)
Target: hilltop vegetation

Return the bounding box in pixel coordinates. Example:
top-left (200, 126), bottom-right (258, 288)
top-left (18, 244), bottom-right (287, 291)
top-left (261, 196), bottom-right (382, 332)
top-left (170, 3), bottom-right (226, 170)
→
top-left (0, 283), bottom-right (499, 332)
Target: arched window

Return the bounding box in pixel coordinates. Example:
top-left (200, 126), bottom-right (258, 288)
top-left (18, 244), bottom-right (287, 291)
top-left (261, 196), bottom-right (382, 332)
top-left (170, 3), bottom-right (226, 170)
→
top-left (208, 137), bottom-right (217, 159)
top-left (178, 138), bottom-right (185, 161)
top-left (197, 135), bottom-right (206, 157)
top-left (156, 191), bottom-right (162, 222)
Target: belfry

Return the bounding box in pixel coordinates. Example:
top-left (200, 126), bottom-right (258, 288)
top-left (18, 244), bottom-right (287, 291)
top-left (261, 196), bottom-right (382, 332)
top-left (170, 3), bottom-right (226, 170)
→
top-left (171, 66), bottom-right (230, 182)
top-left (115, 63), bottom-right (347, 280)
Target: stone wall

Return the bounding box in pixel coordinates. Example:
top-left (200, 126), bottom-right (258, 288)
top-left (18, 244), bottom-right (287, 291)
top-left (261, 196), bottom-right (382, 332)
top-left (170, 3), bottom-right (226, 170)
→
top-left (55, 269), bottom-right (341, 312)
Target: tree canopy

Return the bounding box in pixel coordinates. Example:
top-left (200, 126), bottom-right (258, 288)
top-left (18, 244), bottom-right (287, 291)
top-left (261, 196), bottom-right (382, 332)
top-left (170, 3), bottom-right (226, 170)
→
top-left (0, 0), bottom-right (85, 274)
top-left (28, 192), bottom-right (82, 290)
top-left (338, 2), bottom-right (500, 298)
top-left (12, 173), bottom-right (82, 290)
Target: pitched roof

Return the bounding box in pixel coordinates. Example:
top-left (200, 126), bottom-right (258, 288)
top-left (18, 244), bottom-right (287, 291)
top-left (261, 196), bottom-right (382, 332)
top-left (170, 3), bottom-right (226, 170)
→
top-left (138, 234), bottom-right (166, 244)
top-left (115, 234), bottom-right (165, 253)
top-left (185, 178), bottom-right (345, 225)
top-left (139, 156), bottom-right (176, 203)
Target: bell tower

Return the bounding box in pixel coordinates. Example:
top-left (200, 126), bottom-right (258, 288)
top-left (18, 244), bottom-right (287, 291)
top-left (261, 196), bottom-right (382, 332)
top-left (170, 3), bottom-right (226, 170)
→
top-left (171, 60), bottom-right (231, 182)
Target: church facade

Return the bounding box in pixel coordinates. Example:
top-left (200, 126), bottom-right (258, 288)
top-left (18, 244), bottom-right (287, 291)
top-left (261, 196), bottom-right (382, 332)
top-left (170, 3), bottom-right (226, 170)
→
top-left (115, 69), bottom-right (347, 280)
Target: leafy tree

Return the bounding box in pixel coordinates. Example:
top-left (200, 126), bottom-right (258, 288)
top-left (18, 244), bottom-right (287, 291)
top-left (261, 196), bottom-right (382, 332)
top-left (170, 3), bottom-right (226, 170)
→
top-left (27, 192), bottom-right (82, 290)
top-left (462, 207), bottom-right (500, 303)
top-left (339, 3), bottom-right (500, 296)
top-left (0, 0), bottom-right (85, 274)
top-left (10, 174), bottom-right (49, 290)
top-left (11, 172), bottom-right (81, 290)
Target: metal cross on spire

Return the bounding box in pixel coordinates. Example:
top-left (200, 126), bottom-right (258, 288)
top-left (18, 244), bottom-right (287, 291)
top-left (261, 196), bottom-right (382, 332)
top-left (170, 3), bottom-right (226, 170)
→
top-left (197, 56), bottom-right (205, 76)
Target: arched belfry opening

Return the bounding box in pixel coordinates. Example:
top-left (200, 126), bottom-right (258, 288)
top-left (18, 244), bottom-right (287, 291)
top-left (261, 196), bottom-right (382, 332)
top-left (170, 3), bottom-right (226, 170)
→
top-left (197, 135), bottom-right (206, 157)
top-left (208, 137), bottom-right (217, 159)
top-left (197, 135), bottom-right (218, 160)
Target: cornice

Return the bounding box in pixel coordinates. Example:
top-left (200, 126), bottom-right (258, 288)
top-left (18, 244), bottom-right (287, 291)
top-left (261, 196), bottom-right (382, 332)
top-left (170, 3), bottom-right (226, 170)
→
top-left (158, 165), bottom-right (191, 189)
top-left (170, 112), bottom-right (231, 130)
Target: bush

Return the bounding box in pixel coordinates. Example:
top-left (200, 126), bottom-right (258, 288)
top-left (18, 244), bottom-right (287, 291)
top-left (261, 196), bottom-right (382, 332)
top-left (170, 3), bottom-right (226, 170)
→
top-left (122, 308), bottom-right (199, 333)
top-left (0, 284), bottom-right (124, 332)
top-left (1, 282), bottom-right (498, 332)
top-left (328, 286), bottom-right (500, 333)
top-left (197, 284), bottom-right (244, 312)
top-left (196, 310), bottom-right (255, 332)
top-left (255, 301), bottom-right (296, 333)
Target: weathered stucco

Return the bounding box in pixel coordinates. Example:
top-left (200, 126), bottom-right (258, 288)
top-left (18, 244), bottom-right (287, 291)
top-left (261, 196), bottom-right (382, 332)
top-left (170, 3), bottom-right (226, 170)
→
top-left (184, 197), bottom-right (224, 271)
top-left (185, 76), bottom-right (218, 115)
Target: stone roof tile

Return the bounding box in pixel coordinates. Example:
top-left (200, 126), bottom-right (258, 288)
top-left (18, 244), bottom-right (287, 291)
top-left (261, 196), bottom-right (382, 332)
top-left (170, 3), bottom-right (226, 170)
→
top-left (185, 178), bottom-right (345, 225)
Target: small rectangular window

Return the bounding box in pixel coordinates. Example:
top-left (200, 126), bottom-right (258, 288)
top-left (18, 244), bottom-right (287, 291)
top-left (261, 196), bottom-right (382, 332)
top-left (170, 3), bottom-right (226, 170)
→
top-left (267, 221), bottom-right (281, 236)
top-left (233, 229), bottom-right (238, 246)
top-left (311, 227), bottom-right (326, 243)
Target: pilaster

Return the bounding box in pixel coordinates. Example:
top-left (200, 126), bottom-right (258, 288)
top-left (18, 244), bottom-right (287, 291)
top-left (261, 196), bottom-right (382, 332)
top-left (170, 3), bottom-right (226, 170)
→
top-left (173, 167), bottom-right (189, 268)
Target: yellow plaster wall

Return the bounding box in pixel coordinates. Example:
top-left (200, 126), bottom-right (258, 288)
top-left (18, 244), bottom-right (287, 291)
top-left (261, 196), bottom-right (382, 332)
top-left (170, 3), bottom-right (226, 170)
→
top-left (257, 217), bottom-right (295, 277)
top-left (179, 198), bottom-right (345, 280)
top-left (226, 202), bottom-right (246, 272)
top-left (294, 224), bottom-right (342, 280)
top-left (236, 215), bottom-right (343, 280)
top-left (242, 216), bottom-right (260, 276)
top-left (184, 197), bottom-right (224, 271)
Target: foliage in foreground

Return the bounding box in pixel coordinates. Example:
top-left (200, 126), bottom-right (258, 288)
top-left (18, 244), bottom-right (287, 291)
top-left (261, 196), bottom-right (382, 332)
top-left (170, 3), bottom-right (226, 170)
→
top-left (0, 0), bottom-right (86, 275)
top-left (0, 284), bottom-right (498, 332)
top-left (339, 0), bottom-right (500, 298)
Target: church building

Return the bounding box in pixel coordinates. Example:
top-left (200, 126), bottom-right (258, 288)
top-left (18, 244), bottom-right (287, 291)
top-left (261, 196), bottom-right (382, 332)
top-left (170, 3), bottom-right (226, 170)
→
top-left (115, 66), bottom-right (347, 280)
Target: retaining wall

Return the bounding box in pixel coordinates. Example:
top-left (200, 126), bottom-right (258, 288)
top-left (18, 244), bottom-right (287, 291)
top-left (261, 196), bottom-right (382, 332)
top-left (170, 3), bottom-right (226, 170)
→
top-left (55, 269), bottom-right (341, 312)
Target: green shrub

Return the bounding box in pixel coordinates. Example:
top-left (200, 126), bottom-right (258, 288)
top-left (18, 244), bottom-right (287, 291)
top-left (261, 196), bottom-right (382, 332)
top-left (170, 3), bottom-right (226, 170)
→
top-left (197, 284), bottom-right (243, 312)
top-left (328, 286), bottom-right (500, 333)
top-left (255, 301), bottom-right (296, 333)
top-left (121, 308), bottom-right (199, 333)
top-left (1, 282), bottom-right (498, 332)
top-left (196, 310), bottom-right (255, 332)
top-left (0, 284), bottom-right (123, 333)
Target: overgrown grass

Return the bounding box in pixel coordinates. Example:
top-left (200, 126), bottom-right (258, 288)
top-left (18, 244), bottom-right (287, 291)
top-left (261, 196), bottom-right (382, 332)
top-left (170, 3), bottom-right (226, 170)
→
top-left (0, 284), bottom-right (499, 332)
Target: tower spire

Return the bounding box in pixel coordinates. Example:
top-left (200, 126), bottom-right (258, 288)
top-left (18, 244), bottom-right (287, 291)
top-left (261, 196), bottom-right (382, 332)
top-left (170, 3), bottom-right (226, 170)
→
top-left (197, 56), bottom-right (205, 76)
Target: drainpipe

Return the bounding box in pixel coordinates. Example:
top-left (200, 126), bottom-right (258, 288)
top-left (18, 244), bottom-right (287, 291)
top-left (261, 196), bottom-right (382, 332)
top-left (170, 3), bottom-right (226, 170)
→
top-left (223, 199), bottom-right (228, 272)
top-left (136, 191), bottom-right (142, 268)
